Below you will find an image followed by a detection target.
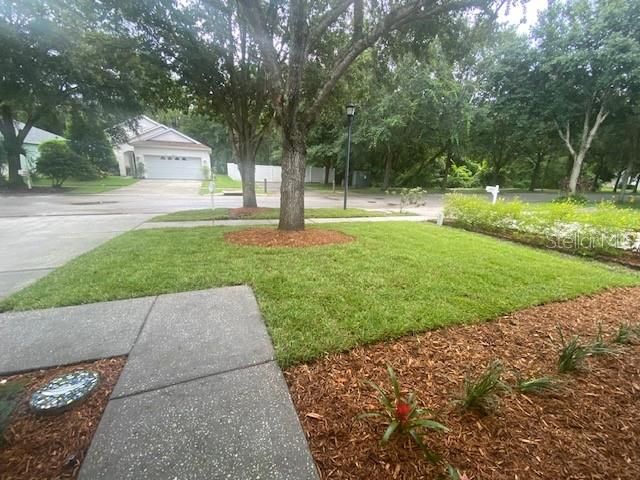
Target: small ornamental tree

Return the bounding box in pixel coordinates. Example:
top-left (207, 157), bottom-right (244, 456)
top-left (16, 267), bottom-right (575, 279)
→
top-left (36, 140), bottom-right (95, 187)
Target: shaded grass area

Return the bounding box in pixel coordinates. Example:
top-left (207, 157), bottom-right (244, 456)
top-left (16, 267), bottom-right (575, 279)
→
top-left (150, 207), bottom-right (403, 222)
top-left (199, 174), bottom-right (241, 194)
top-left (31, 176), bottom-right (137, 194)
top-left (1, 223), bottom-right (638, 367)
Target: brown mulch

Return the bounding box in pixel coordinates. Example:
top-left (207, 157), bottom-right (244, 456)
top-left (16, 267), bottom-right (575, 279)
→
top-left (285, 287), bottom-right (640, 480)
top-left (0, 357), bottom-right (126, 480)
top-left (228, 207), bottom-right (275, 219)
top-left (224, 227), bottom-right (355, 248)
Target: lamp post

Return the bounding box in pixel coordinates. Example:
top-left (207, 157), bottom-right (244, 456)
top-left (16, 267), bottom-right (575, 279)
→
top-left (344, 103), bottom-right (356, 210)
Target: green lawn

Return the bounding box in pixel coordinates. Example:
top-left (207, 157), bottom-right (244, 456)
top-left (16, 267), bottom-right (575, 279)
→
top-left (32, 176), bottom-right (138, 193)
top-left (3, 222), bottom-right (638, 367)
top-left (150, 207), bottom-right (406, 222)
top-left (199, 174), bottom-right (242, 194)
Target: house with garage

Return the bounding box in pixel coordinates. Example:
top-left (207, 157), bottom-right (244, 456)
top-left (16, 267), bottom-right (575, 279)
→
top-left (114, 116), bottom-right (212, 180)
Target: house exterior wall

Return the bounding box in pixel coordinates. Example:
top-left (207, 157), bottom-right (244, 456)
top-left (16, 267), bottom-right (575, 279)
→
top-left (115, 143), bottom-right (211, 179)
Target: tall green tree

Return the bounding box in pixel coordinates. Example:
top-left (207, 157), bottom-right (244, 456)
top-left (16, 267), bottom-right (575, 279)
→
top-left (0, 0), bottom-right (166, 186)
top-left (65, 110), bottom-right (118, 173)
top-left (535, 0), bottom-right (640, 194)
top-left (102, 0), bottom-right (272, 207)
top-left (238, 0), bottom-right (499, 230)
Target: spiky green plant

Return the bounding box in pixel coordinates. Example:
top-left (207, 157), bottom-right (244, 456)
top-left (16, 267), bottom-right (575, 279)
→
top-left (612, 323), bottom-right (639, 345)
top-left (457, 360), bottom-right (509, 414)
top-left (557, 327), bottom-right (589, 373)
top-left (359, 364), bottom-right (448, 462)
top-left (588, 323), bottom-right (618, 356)
top-left (515, 376), bottom-right (560, 395)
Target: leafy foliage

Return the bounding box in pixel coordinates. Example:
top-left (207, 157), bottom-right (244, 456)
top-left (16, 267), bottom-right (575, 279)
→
top-left (515, 376), bottom-right (560, 395)
top-left (360, 364), bottom-right (448, 462)
top-left (36, 140), bottom-right (95, 187)
top-left (444, 194), bottom-right (640, 256)
top-left (65, 110), bottom-right (118, 174)
top-left (457, 360), bottom-right (509, 414)
top-left (557, 328), bottom-right (590, 373)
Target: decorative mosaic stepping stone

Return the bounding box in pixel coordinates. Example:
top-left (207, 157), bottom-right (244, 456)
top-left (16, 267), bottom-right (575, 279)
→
top-left (30, 370), bottom-right (100, 415)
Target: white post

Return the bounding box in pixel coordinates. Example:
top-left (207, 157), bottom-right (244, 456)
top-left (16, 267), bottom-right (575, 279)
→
top-left (209, 174), bottom-right (216, 226)
top-left (485, 185), bottom-right (500, 205)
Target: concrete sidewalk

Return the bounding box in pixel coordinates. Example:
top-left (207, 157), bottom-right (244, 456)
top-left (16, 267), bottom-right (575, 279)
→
top-left (0, 287), bottom-right (318, 480)
top-left (138, 212), bottom-right (439, 230)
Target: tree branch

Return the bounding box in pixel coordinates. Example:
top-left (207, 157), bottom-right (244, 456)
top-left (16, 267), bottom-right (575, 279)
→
top-left (236, 0), bottom-right (283, 108)
top-left (304, 0), bottom-right (485, 126)
top-left (307, 0), bottom-right (354, 49)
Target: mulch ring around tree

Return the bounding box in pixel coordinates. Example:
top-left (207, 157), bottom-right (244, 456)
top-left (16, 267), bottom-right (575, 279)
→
top-left (0, 357), bottom-right (126, 480)
top-left (224, 227), bottom-right (355, 248)
top-left (285, 287), bottom-right (640, 480)
top-left (228, 207), bottom-right (275, 219)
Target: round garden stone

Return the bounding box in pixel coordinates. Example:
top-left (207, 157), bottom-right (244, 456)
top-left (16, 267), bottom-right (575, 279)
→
top-left (30, 370), bottom-right (100, 415)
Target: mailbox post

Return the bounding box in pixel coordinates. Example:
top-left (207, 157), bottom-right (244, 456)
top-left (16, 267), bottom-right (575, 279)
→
top-left (485, 185), bottom-right (500, 204)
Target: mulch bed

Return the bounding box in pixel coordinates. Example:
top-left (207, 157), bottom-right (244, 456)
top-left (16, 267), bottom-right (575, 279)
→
top-left (285, 287), bottom-right (640, 479)
top-left (228, 207), bottom-right (275, 219)
top-left (0, 357), bottom-right (126, 480)
top-left (225, 227), bottom-right (355, 248)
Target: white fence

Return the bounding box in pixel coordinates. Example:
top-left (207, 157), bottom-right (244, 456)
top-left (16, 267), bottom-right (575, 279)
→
top-left (227, 163), bottom-right (334, 183)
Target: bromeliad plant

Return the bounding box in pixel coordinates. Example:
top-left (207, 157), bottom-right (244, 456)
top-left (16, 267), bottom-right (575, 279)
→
top-left (359, 364), bottom-right (448, 462)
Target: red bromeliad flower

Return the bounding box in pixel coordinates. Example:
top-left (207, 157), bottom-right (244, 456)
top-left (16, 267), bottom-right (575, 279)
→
top-left (395, 400), bottom-right (411, 423)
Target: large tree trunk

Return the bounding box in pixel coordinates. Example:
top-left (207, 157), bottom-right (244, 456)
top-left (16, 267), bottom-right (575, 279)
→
top-left (230, 130), bottom-right (258, 208)
top-left (441, 153), bottom-right (452, 191)
top-left (382, 151), bottom-right (393, 190)
top-left (529, 152), bottom-right (544, 192)
top-left (0, 106), bottom-right (28, 187)
top-left (617, 157), bottom-right (635, 203)
top-left (613, 170), bottom-right (623, 192)
top-left (279, 125), bottom-right (306, 230)
top-left (238, 155), bottom-right (257, 208)
top-left (558, 103), bottom-right (608, 195)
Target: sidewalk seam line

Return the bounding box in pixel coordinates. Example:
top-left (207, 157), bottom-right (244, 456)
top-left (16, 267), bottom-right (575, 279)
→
top-left (112, 358), bottom-right (275, 400)
top-left (129, 295), bottom-right (158, 354)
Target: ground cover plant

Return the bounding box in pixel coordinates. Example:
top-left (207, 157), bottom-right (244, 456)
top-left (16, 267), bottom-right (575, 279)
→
top-left (2, 222), bottom-right (638, 367)
top-left (0, 357), bottom-right (125, 479)
top-left (359, 364), bottom-right (448, 463)
top-left (444, 194), bottom-right (640, 264)
top-left (150, 207), bottom-right (404, 222)
top-left (285, 287), bottom-right (640, 479)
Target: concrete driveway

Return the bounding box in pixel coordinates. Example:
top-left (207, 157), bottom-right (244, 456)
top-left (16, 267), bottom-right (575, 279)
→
top-left (0, 180), bottom-right (208, 299)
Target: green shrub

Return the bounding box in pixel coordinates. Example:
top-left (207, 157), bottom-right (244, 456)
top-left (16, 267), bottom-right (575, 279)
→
top-left (456, 360), bottom-right (509, 414)
top-left (515, 376), bottom-right (560, 395)
top-left (37, 140), bottom-right (97, 187)
top-left (557, 328), bottom-right (589, 373)
top-left (444, 194), bottom-right (640, 256)
top-left (552, 194), bottom-right (588, 205)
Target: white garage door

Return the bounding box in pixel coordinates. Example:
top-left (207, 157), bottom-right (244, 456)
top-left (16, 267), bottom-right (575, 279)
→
top-left (143, 155), bottom-right (203, 180)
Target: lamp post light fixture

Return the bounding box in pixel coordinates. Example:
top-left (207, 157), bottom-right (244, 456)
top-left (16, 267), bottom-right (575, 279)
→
top-left (344, 103), bottom-right (356, 210)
